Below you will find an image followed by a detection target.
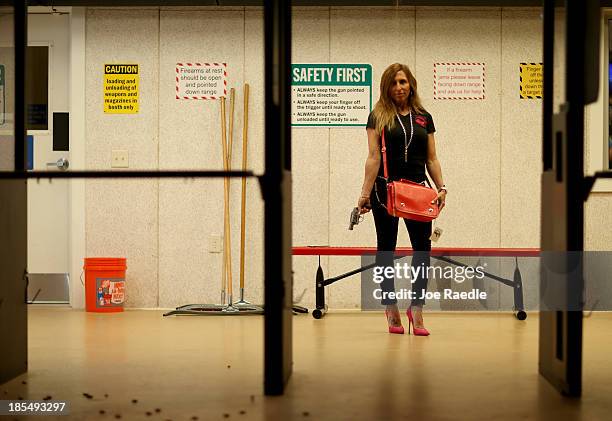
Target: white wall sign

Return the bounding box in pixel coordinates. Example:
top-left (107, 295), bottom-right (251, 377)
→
top-left (291, 63), bottom-right (372, 127)
top-left (434, 63), bottom-right (485, 100)
top-left (176, 62), bottom-right (227, 100)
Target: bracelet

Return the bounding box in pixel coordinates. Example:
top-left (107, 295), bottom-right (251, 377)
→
top-left (438, 185), bottom-right (447, 193)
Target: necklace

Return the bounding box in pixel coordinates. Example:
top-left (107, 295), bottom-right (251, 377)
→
top-left (396, 111), bottom-right (413, 163)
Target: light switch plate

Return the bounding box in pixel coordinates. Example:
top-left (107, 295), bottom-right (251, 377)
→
top-left (111, 150), bottom-right (129, 168)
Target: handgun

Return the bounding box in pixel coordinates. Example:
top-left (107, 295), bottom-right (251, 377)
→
top-left (348, 207), bottom-right (361, 230)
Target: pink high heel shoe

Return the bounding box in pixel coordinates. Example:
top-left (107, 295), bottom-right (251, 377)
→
top-left (385, 310), bottom-right (405, 334)
top-left (407, 307), bottom-right (430, 336)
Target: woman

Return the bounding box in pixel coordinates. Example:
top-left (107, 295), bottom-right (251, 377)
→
top-left (358, 63), bottom-right (446, 336)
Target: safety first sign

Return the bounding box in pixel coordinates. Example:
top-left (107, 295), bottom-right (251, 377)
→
top-left (104, 64), bottom-right (139, 114)
top-left (291, 63), bottom-right (372, 127)
top-left (520, 63), bottom-right (543, 99)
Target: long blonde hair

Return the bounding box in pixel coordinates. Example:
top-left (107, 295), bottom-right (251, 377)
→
top-left (372, 63), bottom-right (426, 135)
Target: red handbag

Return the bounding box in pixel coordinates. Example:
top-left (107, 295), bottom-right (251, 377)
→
top-left (381, 127), bottom-right (439, 222)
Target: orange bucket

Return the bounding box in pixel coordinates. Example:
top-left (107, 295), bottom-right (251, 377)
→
top-left (83, 257), bottom-right (127, 313)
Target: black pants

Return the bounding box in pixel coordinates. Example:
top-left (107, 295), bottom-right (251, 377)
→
top-left (371, 181), bottom-right (432, 307)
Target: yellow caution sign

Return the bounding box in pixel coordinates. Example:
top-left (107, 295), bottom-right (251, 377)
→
top-left (520, 63), bottom-right (543, 99)
top-left (104, 64), bottom-right (139, 113)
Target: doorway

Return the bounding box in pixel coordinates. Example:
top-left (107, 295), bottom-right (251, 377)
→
top-left (26, 8), bottom-right (72, 304)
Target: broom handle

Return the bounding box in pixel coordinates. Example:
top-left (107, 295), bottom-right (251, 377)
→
top-left (240, 84), bottom-right (249, 291)
top-left (228, 88), bottom-right (235, 164)
top-left (225, 89), bottom-right (235, 300)
top-left (220, 97), bottom-right (230, 299)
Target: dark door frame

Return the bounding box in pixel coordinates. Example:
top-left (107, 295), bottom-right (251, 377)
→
top-left (263, 0), bottom-right (293, 395)
top-left (0, 0), bottom-right (28, 385)
top-left (539, 0), bottom-right (604, 397)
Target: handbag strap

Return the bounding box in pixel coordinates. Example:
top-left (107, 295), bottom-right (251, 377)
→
top-left (381, 129), bottom-right (389, 180)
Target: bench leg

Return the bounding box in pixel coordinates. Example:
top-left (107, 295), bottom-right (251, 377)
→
top-left (313, 257), bottom-right (328, 319)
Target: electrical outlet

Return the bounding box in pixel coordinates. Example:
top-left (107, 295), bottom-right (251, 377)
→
top-left (111, 150), bottom-right (129, 168)
top-left (209, 235), bottom-right (223, 253)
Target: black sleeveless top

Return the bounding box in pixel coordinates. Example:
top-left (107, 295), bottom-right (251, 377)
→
top-left (366, 110), bottom-right (436, 183)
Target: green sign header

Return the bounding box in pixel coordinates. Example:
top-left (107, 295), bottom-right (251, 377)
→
top-left (292, 64), bottom-right (371, 86)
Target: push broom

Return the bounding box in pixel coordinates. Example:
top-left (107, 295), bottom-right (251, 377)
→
top-left (221, 89), bottom-right (238, 311)
top-left (235, 84), bottom-right (254, 307)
